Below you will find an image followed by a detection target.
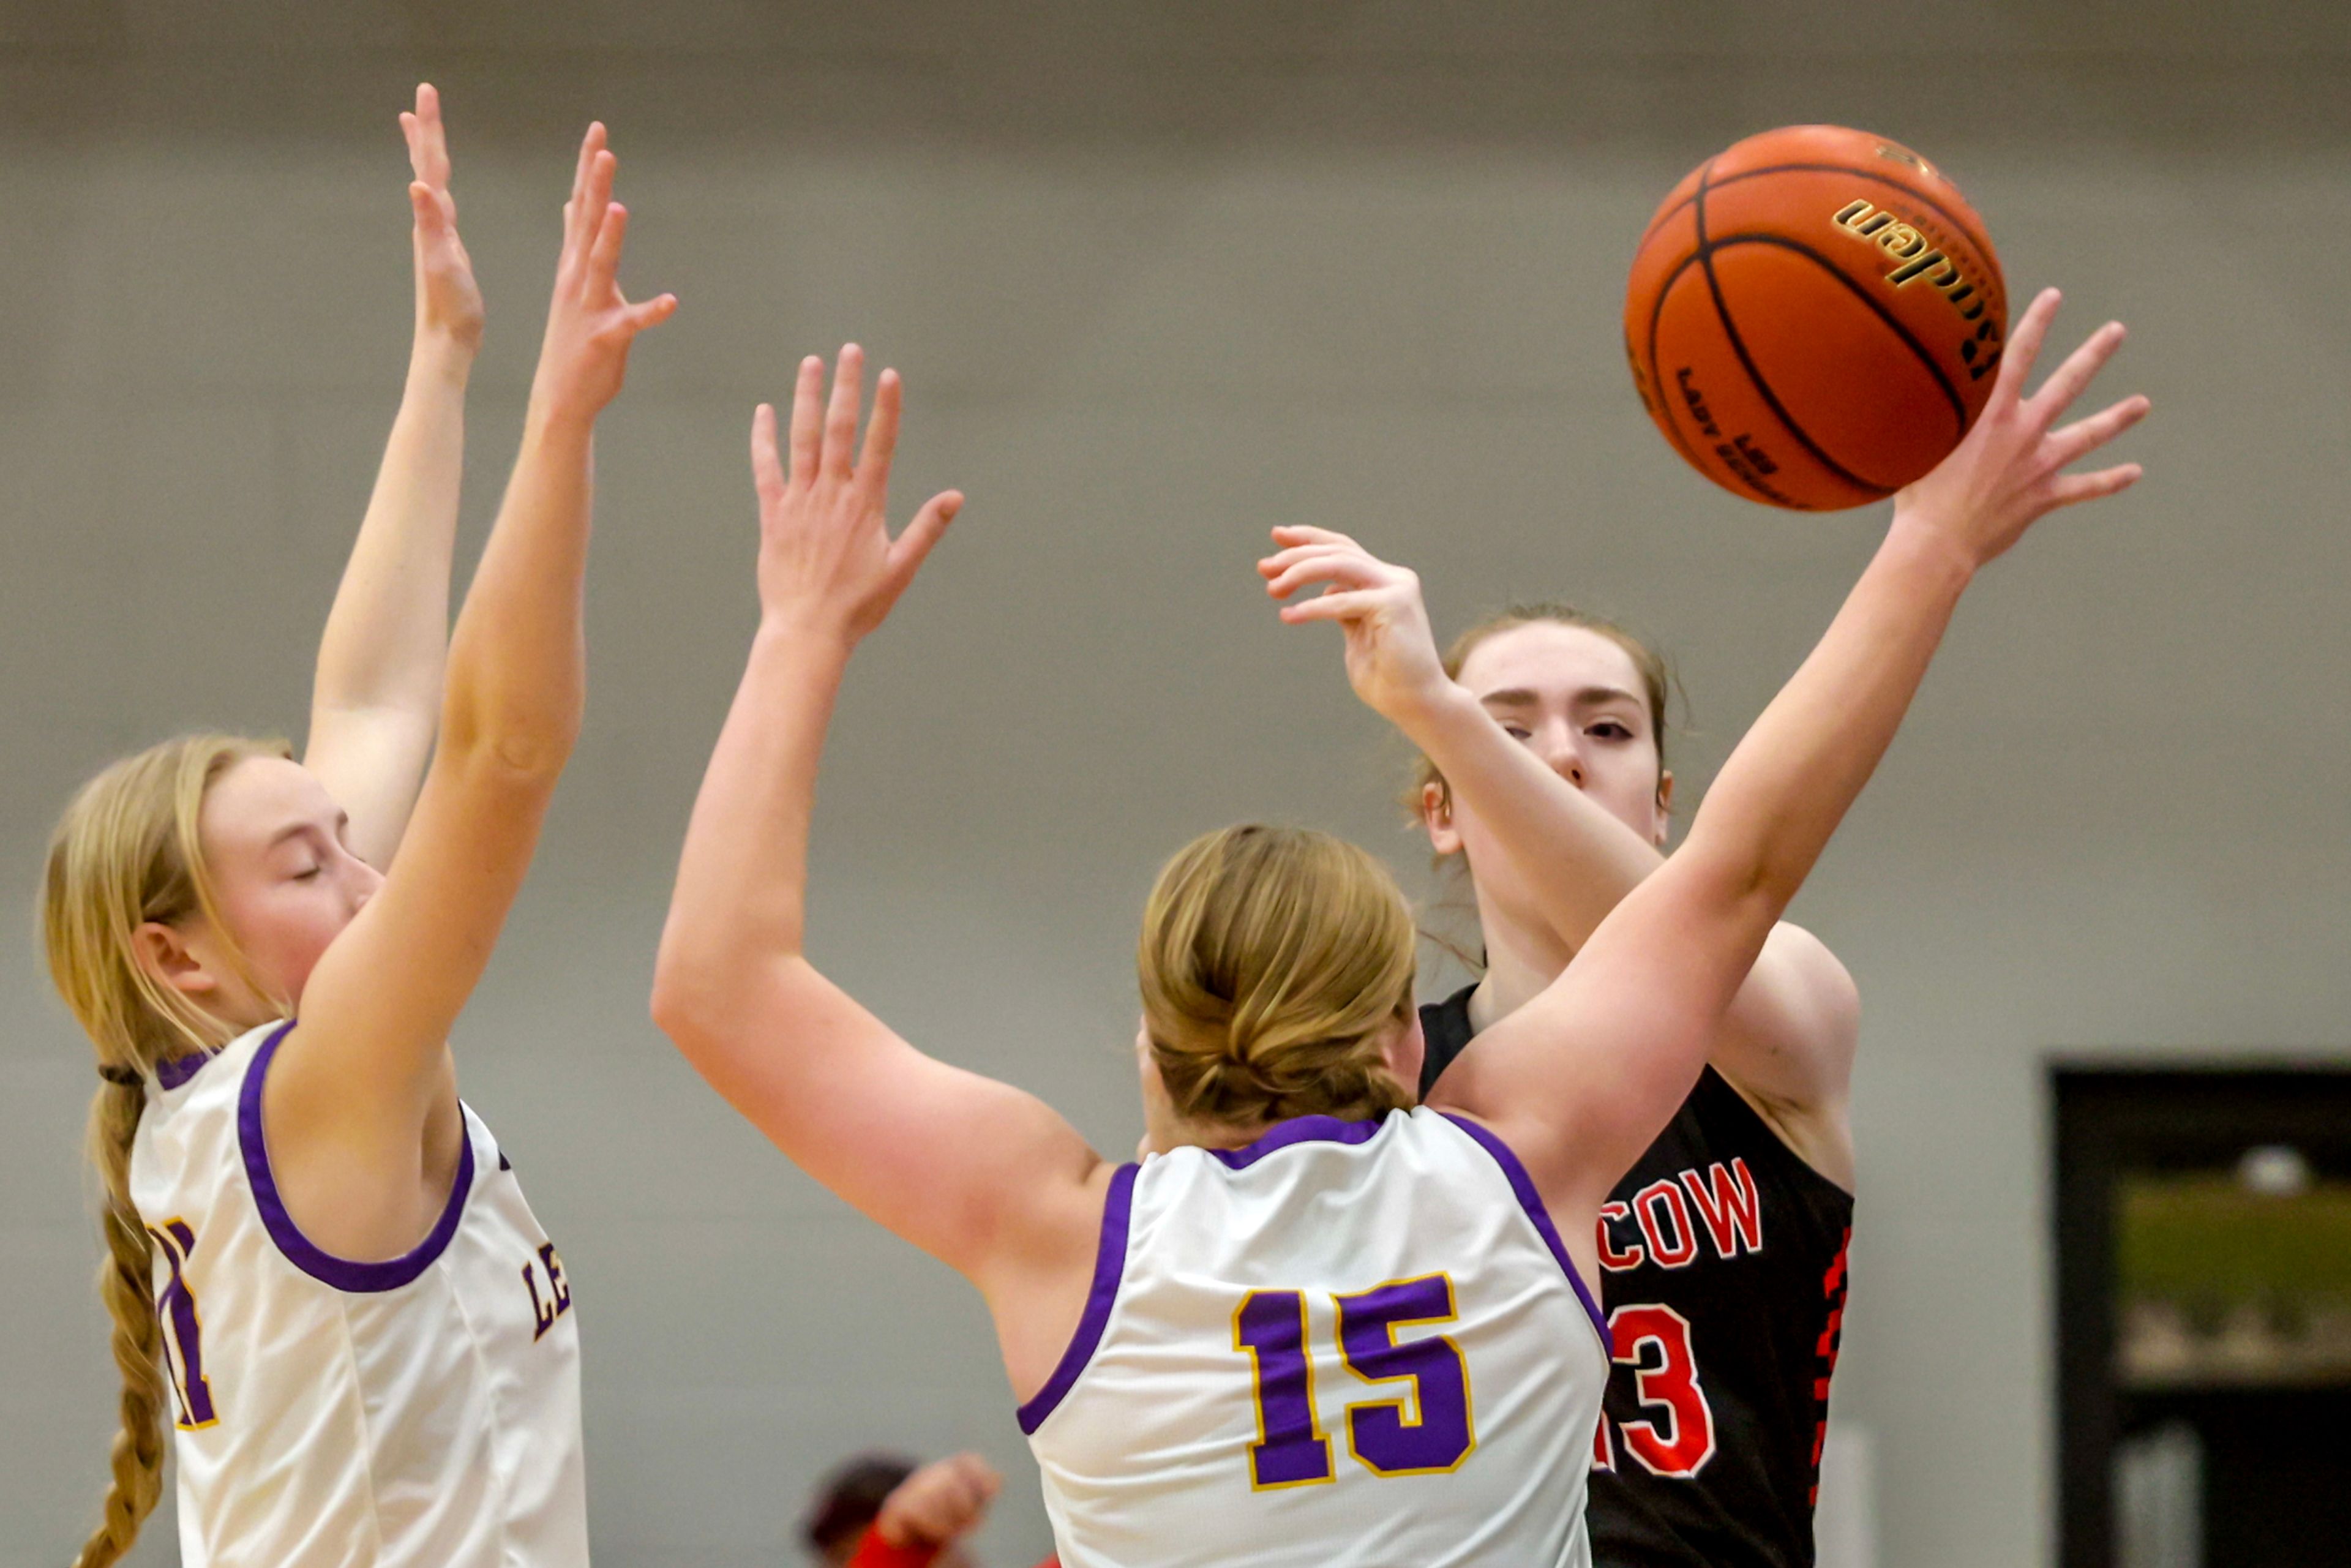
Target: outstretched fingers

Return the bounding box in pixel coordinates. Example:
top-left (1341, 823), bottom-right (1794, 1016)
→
top-left (585, 200), bottom-right (629, 297)
top-left (787, 356), bottom-right (825, 486)
top-left (1989, 287), bottom-right (2063, 409)
top-left (563, 126), bottom-right (609, 255)
top-left (857, 369), bottom-right (902, 500)
top-left (405, 83), bottom-right (452, 191)
top-left (2027, 320), bottom-right (2129, 427)
top-left (2047, 392), bottom-right (2152, 470)
top-left (2048, 463), bottom-right (2143, 511)
top-left (821, 345), bottom-right (864, 479)
top-left (751, 403), bottom-right (786, 503)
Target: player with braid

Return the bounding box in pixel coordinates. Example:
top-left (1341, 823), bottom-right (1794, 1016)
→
top-left (650, 290), bottom-right (2141, 1568)
top-left (40, 92), bottom-right (672, 1567)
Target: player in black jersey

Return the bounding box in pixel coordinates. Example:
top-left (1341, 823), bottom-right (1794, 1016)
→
top-left (1409, 604), bottom-right (1861, 1568)
top-left (1272, 290), bottom-right (2145, 1567)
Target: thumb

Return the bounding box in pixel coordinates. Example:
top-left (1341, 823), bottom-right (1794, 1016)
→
top-left (887, 490), bottom-right (964, 585)
top-left (409, 181), bottom-right (443, 235)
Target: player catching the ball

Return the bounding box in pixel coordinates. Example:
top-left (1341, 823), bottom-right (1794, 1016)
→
top-left (42, 97), bottom-right (672, 1567)
top-left (1259, 287), bottom-right (2143, 1568)
top-left (651, 287), bottom-right (2139, 1567)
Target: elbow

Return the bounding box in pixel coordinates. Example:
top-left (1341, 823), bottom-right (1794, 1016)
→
top-left (649, 931), bottom-right (777, 1050)
top-left (649, 943), bottom-right (720, 1046)
top-left (437, 704), bottom-right (579, 792)
top-left (437, 664), bottom-right (583, 790)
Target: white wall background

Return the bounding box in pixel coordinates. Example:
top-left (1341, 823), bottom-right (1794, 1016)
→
top-left (2, 4), bottom-right (2347, 1564)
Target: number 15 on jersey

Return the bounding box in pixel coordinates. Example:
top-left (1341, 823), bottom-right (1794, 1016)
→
top-left (1232, 1272), bottom-right (1477, 1488)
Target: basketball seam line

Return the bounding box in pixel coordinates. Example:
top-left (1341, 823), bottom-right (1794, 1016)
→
top-left (1693, 160), bottom-right (1882, 503)
top-left (1703, 231), bottom-right (1970, 433)
top-left (1638, 167), bottom-right (1720, 487)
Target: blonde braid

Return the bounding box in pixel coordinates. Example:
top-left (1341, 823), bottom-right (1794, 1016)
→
top-left (72, 1079), bottom-right (168, 1568)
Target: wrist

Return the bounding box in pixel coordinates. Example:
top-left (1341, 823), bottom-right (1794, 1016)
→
top-left (411, 328), bottom-right (479, 382)
top-left (520, 387), bottom-right (601, 446)
top-left (1384, 677), bottom-right (1478, 747)
top-left (753, 610), bottom-right (858, 667)
top-left (1880, 505), bottom-right (1981, 589)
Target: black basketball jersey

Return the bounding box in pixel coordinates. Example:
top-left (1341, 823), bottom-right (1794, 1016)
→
top-left (1420, 982), bottom-right (1854, 1568)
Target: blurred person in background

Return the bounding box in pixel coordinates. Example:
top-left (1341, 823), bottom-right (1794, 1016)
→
top-left (804, 1450), bottom-right (1054, 1568)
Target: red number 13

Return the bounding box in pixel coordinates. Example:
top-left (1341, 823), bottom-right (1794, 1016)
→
top-left (1591, 1304), bottom-right (1715, 1478)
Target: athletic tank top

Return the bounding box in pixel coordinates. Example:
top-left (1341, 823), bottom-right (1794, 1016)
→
top-left (128, 1020), bottom-right (589, 1567)
top-left (1421, 983), bottom-right (1854, 1568)
top-left (1019, 1108), bottom-right (1610, 1567)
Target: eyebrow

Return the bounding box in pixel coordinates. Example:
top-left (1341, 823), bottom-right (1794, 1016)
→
top-left (266, 811), bottom-right (348, 850)
top-left (1477, 686), bottom-right (1644, 711)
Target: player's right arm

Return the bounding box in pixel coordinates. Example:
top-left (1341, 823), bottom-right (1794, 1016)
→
top-left (650, 351), bottom-right (1108, 1299)
top-left (268, 126), bottom-right (675, 1259)
top-left (1262, 524), bottom-right (1862, 1177)
top-left (1433, 290), bottom-right (2147, 1239)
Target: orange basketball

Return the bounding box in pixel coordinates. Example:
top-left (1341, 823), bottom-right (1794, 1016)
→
top-left (1624, 126), bottom-right (2008, 511)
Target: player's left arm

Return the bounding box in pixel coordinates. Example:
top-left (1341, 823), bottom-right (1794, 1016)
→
top-left (1262, 527), bottom-right (1861, 1130)
top-left (303, 84), bottom-right (484, 870)
top-left (651, 351), bottom-right (1108, 1288)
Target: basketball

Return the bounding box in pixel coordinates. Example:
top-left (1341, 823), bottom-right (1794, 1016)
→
top-left (1624, 126), bottom-right (2009, 511)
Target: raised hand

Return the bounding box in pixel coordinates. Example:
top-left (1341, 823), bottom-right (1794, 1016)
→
top-left (749, 345), bottom-right (964, 645)
top-left (874, 1452), bottom-right (1003, 1548)
top-left (529, 123), bottom-right (677, 428)
top-left (1896, 287), bottom-right (2150, 566)
top-left (399, 83), bottom-right (483, 352)
top-left (1259, 524), bottom-right (1451, 723)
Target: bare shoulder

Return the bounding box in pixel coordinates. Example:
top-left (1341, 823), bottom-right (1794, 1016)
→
top-left (985, 1153), bottom-right (1127, 1405)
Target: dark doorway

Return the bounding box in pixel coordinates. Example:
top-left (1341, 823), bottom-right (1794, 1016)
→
top-left (2053, 1066), bottom-right (2351, 1568)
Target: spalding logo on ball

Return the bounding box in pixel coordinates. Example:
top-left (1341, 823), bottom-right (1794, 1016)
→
top-left (1624, 125), bottom-right (2008, 511)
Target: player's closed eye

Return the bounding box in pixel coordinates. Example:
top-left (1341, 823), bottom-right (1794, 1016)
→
top-left (1587, 721), bottom-right (1634, 741)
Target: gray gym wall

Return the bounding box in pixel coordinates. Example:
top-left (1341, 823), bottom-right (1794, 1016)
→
top-left (3, 3), bottom-right (2345, 1564)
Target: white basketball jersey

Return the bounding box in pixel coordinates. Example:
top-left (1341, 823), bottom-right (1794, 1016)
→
top-left (129, 1021), bottom-right (588, 1567)
top-left (1019, 1108), bottom-right (1610, 1567)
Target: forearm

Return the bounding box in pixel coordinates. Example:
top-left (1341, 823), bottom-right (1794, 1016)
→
top-left (1685, 511), bottom-right (1974, 907)
top-left (438, 410), bottom-right (593, 771)
top-left (659, 618), bottom-right (849, 983)
top-left (1395, 686), bottom-right (1663, 951)
top-left (312, 332), bottom-right (473, 723)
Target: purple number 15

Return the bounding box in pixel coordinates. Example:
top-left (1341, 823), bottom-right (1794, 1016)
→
top-left (1232, 1273), bottom-right (1475, 1488)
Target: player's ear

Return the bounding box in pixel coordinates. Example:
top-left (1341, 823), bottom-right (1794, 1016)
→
top-left (1651, 770), bottom-right (1675, 848)
top-left (1421, 781), bottom-right (1464, 857)
top-left (133, 921), bottom-right (220, 1000)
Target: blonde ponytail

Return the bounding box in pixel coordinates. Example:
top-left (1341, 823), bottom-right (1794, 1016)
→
top-left (41, 733), bottom-right (286, 1565)
top-left (1139, 825), bottom-right (1419, 1129)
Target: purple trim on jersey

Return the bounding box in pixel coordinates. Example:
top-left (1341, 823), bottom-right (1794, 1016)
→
top-left (236, 1021), bottom-right (476, 1294)
top-left (1441, 1113), bottom-right (1611, 1346)
top-left (1207, 1113), bottom-right (1389, 1171)
top-left (1016, 1162), bottom-right (1138, 1435)
top-left (154, 1051), bottom-right (212, 1091)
